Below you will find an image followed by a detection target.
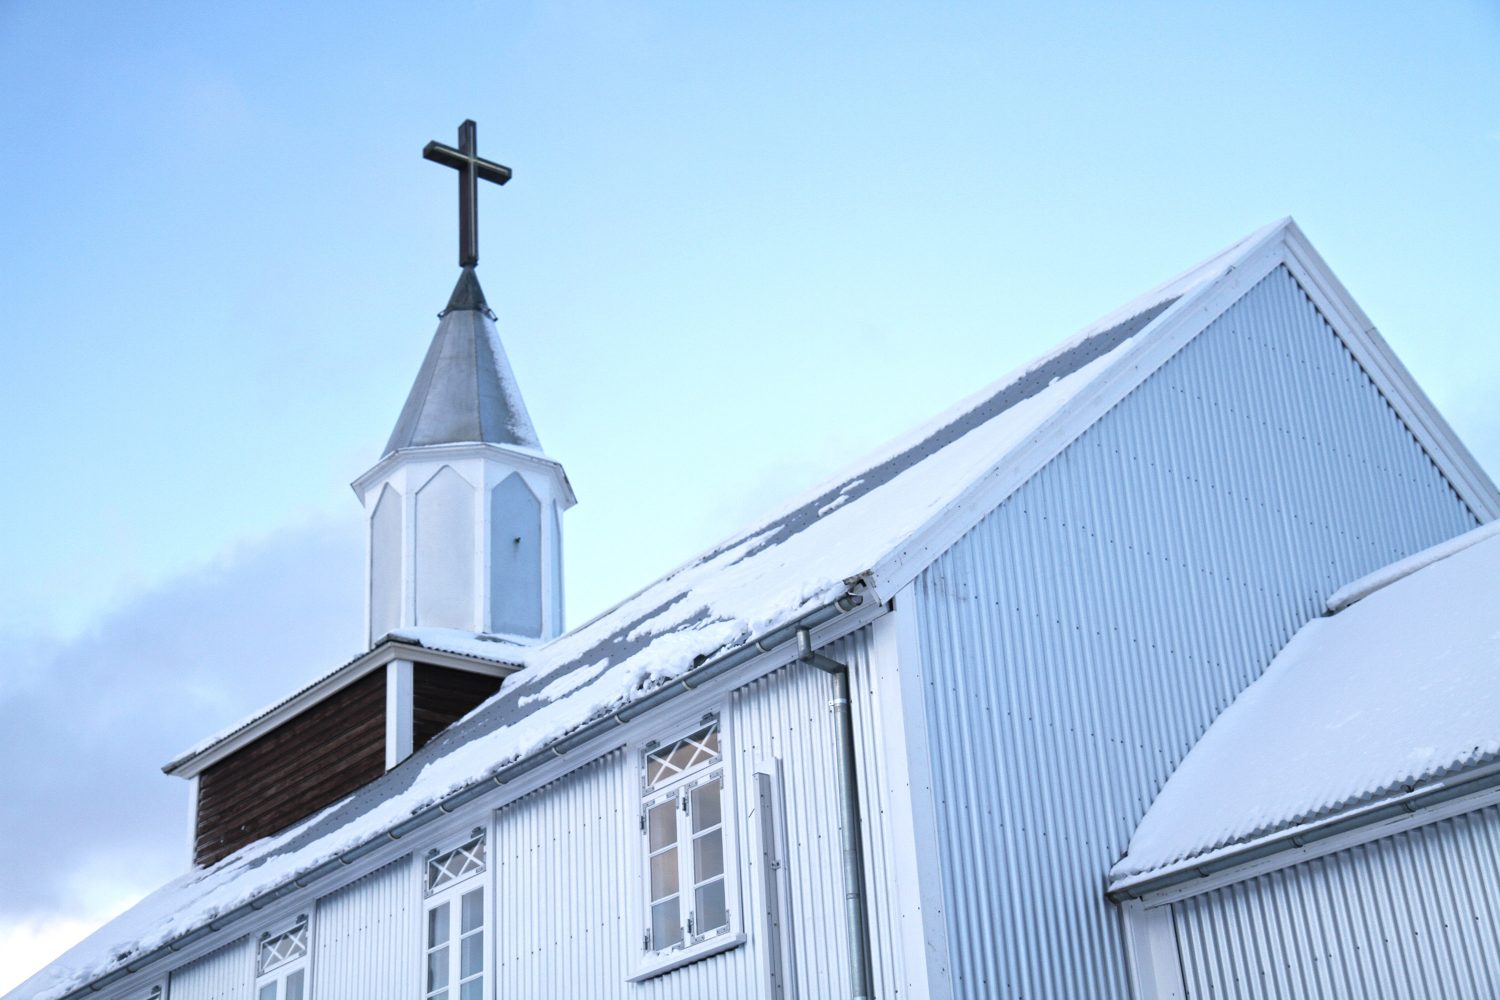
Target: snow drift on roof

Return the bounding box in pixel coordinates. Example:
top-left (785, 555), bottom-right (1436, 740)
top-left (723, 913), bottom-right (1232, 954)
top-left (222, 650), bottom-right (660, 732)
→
top-left (1112, 523), bottom-right (1500, 888)
top-left (10, 224), bottom-right (1276, 1000)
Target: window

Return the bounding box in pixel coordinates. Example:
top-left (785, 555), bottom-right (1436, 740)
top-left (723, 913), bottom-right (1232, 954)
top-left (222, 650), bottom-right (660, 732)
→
top-left (255, 919), bottom-right (308, 1000)
top-left (424, 833), bottom-right (488, 1000)
top-left (641, 719), bottom-right (732, 958)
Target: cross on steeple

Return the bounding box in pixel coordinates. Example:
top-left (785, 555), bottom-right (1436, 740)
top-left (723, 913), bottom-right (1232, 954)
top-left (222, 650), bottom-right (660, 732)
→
top-left (423, 119), bottom-right (512, 268)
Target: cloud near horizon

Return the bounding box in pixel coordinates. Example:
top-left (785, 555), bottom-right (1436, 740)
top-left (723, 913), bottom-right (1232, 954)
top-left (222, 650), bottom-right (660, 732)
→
top-left (0, 516), bottom-right (364, 987)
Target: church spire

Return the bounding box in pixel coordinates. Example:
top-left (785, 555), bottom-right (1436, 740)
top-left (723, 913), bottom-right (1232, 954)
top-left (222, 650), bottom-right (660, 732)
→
top-left (351, 121), bottom-right (574, 648)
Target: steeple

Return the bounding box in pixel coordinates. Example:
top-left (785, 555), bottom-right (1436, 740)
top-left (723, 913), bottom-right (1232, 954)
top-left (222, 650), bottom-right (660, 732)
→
top-left (351, 121), bottom-right (574, 648)
top-left (383, 267), bottom-right (540, 456)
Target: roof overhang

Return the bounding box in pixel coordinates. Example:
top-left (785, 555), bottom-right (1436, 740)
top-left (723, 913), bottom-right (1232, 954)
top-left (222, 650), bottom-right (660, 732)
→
top-left (1108, 759), bottom-right (1500, 904)
top-left (162, 637), bottom-right (522, 778)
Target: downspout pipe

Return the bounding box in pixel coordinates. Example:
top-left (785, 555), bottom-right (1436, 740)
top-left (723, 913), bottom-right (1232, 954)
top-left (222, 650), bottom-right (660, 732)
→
top-left (797, 627), bottom-right (875, 1000)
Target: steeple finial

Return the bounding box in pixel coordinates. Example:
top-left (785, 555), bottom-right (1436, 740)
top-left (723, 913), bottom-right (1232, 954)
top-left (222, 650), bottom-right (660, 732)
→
top-left (423, 119), bottom-right (512, 268)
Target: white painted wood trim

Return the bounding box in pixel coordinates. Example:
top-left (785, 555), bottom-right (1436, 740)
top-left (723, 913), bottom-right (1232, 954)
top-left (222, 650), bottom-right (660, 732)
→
top-left (869, 221), bottom-right (1500, 600)
top-left (185, 775), bottom-right (199, 869)
top-left (874, 586), bottom-right (953, 1000)
top-left (165, 643), bottom-right (516, 778)
top-left (1121, 899), bottom-right (1187, 1000)
top-left (385, 659), bottom-right (414, 770)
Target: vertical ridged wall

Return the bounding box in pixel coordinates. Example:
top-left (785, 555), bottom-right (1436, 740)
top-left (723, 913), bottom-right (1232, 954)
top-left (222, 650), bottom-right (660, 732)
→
top-left (1173, 805), bottom-right (1500, 999)
top-left (168, 939), bottom-right (252, 1000)
top-left (913, 266), bottom-right (1478, 998)
top-left (492, 624), bottom-right (906, 998)
top-left (312, 856), bottom-right (417, 999)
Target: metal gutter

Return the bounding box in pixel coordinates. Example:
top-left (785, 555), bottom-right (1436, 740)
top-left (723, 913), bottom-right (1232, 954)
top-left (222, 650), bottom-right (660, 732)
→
top-left (1109, 760), bottom-right (1500, 902)
top-left (58, 592), bottom-right (865, 1000)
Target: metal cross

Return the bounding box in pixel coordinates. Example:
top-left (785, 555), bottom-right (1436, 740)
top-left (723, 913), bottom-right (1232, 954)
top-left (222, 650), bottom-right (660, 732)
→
top-left (423, 119), bottom-right (512, 268)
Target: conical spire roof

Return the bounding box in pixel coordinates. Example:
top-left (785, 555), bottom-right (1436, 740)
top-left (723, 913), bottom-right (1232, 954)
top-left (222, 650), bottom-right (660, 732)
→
top-left (383, 268), bottom-right (541, 457)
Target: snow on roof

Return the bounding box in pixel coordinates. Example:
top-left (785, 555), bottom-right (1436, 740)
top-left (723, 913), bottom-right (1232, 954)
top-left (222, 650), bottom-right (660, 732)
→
top-left (11, 224), bottom-right (1275, 1000)
top-left (1111, 522), bottom-right (1500, 890)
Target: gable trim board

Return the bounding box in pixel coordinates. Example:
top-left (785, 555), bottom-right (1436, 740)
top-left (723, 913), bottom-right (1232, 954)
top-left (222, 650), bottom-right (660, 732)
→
top-left (870, 220), bottom-right (1498, 602)
top-left (32, 219), bottom-right (1498, 1000)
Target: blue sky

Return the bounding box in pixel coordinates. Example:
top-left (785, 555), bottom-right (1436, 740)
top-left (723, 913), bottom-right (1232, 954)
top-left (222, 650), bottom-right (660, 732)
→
top-left (1, 0), bottom-right (1497, 985)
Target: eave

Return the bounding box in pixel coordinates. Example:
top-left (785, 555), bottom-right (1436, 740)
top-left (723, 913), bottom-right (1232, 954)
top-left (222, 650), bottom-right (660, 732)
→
top-left (162, 637), bottom-right (522, 779)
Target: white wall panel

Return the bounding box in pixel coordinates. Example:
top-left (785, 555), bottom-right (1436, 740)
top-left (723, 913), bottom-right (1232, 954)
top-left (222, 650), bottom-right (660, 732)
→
top-left (167, 939), bottom-right (252, 1000)
top-left (1173, 804), bottom-right (1500, 999)
top-left (311, 856), bottom-right (417, 1000)
top-left (913, 266), bottom-right (1479, 998)
top-left (492, 623), bottom-right (907, 999)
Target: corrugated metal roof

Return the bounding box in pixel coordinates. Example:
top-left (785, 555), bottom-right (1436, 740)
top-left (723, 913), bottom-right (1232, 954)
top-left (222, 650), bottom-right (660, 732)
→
top-left (12, 221), bottom-right (1286, 1000)
top-left (1113, 523), bottom-right (1500, 889)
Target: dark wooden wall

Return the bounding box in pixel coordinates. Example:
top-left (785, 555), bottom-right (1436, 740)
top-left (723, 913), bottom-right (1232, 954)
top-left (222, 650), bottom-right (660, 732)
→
top-left (413, 664), bottom-right (502, 751)
top-left (194, 670), bottom-right (386, 867)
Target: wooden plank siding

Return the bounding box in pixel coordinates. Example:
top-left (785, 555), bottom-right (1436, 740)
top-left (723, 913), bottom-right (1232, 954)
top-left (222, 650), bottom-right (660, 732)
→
top-left (194, 671), bottom-right (387, 866)
top-left (412, 664), bottom-right (502, 752)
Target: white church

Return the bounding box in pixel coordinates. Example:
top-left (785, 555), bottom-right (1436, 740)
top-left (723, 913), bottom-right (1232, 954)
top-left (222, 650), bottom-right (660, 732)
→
top-left (11, 123), bottom-right (1500, 1000)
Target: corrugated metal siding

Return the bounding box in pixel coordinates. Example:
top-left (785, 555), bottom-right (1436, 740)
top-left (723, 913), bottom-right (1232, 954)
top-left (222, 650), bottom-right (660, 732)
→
top-left (167, 939), bottom-right (252, 1000)
top-left (492, 623), bottom-right (905, 998)
top-left (913, 266), bottom-right (1478, 998)
top-left (1173, 804), bottom-right (1500, 999)
top-left (312, 855), bottom-right (417, 999)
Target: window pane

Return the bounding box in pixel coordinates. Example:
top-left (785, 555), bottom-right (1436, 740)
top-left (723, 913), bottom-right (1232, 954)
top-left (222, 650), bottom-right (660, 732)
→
top-left (460, 981), bottom-right (483, 1000)
top-left (695, 878), bottom-right (728, 934)
top-left (690, 777), bottom-right (722, 832)
top-left (693, 828), bottom-right (724, 880)
top-left (285, 970), bottom-right (304, 1000)
top-left (461, 933), bottom-right (484, 978)
top-left (428, 903), bottom-right (450, 947)
top-left (649, 847), bottom-right (679, 900)
top-left (647, 801), bottom-right (676, 851)
top-left (461, 889), bottom-right (484, 933)
top-left (651, 897), bottom-right (682, 950)
top-left (427, 946), bottom-right (450, 991)
top-left (258, 985), bottom-right (277, 1000)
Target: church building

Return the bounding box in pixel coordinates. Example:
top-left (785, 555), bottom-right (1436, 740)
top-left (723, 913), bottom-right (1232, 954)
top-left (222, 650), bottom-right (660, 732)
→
top-left (11, 122), bottom-right (1500, 1000)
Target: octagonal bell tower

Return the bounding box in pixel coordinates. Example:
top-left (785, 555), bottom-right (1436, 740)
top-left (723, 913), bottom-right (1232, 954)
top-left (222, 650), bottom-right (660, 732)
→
top-left (352, 267), bottom-right (574, 647)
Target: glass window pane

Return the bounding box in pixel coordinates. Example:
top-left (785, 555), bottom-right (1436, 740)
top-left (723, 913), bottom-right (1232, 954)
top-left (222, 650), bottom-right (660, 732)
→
top-left (651, 898), bottom-right (682, 950)
top-left (695, 878), bottom-right (728, 934)
top-left (649, 847), bottom-right (679, 900)
top-left (691, 777), bottom-right (722, 832)
top-left (461, 932), bottom-right (484, 978)
top-left (701, 726), bottom-right (720, 758)
top-left (285, 970), bottom-right (304, 1000)
top-left (428, 903), bottom-right (450, 947)
top-left (647, 801), bottom-right (676, 851)
top-left (693, 829), bottom-right (724, 880)
top-left (427, 946), bottom-right (450, 991)
top-left (258, 984), bottom-right (277, 1000)
top-left (461, 889), bottom-right (484, 933)
top-left (460, 981), bottom-right (483, 1000)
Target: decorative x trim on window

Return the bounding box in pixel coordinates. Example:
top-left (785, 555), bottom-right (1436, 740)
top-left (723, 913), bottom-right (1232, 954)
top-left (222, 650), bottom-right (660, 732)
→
top-left (426, 836), bottom-right (487, 896)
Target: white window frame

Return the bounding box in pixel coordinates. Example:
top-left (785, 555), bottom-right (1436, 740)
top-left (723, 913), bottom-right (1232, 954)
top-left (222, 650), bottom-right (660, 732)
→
top-left (254, 916), bottom-right (310, 1000)
top-left (631, 713), bottom-right (745, 981)
top-left (422, 829), bottom-right (491, 1000)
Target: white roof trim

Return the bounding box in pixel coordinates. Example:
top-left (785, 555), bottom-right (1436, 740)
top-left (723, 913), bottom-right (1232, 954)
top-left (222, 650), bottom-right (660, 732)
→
top-left (162, 640), bottom-right (518, 778)
top-left (870, 219), bottom-right (1500, 599)
top-left (1327, 519), bottom-right (1500, 613)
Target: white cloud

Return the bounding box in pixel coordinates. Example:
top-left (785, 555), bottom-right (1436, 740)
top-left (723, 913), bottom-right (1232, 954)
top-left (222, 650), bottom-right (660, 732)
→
top-left (0, 515), bottom-right (363, 983)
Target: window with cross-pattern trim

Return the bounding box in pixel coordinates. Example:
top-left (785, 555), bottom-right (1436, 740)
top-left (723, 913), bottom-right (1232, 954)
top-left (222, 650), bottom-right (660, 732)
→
top-left (641, 718), bottom-right (733, 958)
top-left (255, 918), bottom-right (308, 1000)
top-left (423, 833), bottom-right (488, 1000)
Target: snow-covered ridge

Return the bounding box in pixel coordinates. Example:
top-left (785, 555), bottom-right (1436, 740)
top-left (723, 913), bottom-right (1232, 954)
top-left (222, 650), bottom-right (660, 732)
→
top-left (1325, 519), bottom-right (1500, 613)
